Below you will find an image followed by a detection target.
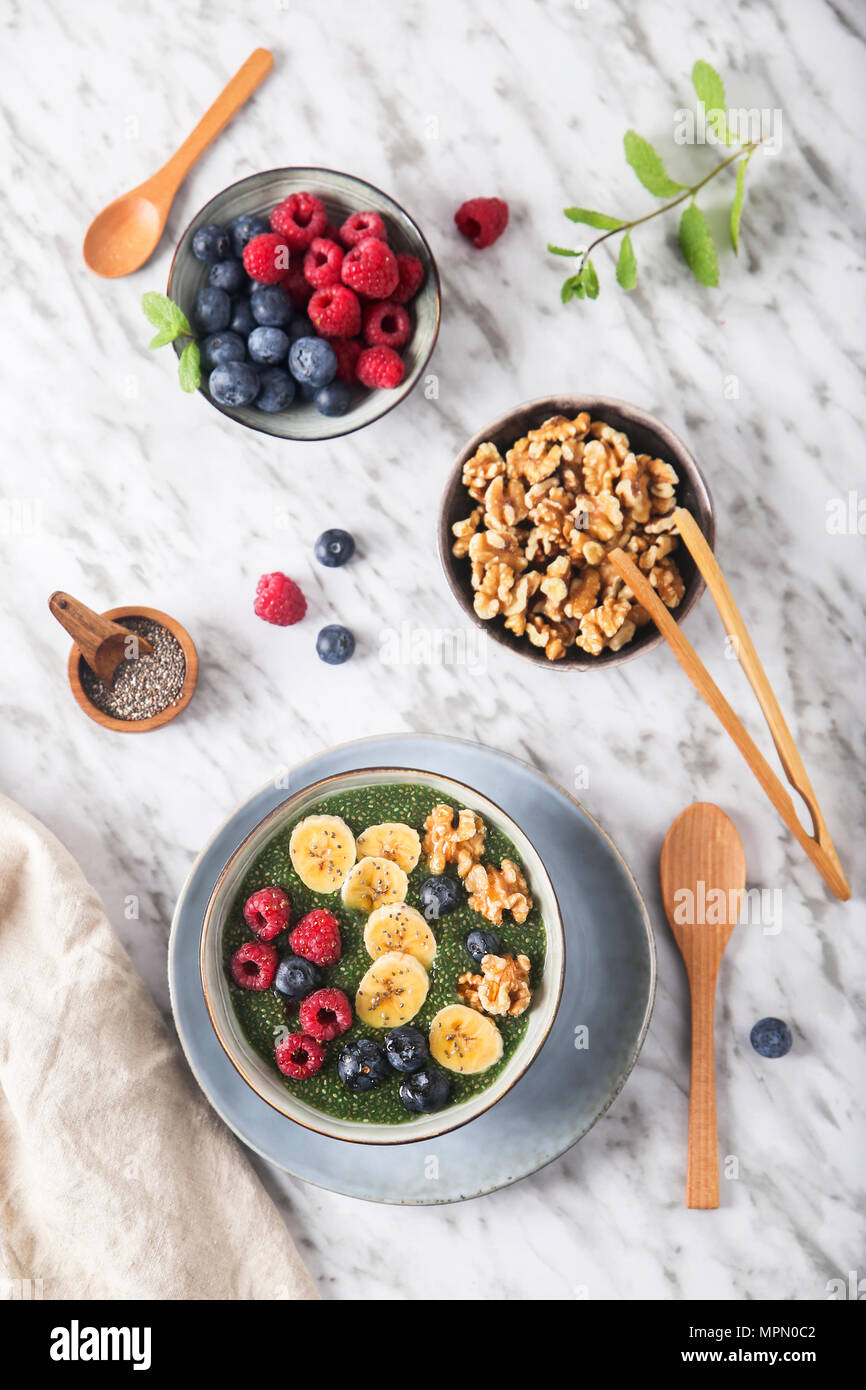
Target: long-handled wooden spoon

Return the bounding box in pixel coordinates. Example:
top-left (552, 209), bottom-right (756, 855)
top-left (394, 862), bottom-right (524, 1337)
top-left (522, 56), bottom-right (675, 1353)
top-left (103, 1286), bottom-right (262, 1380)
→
top-left (83, 48), bottom-right (273, 278)
top-left (49, 591), bottom-right (153, 688)
top-left (660, 803), bottom-right (745, 1209)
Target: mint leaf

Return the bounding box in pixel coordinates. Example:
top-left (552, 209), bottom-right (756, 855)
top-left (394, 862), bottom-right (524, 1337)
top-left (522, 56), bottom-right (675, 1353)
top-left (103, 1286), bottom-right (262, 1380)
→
top-left (178, 340), bottom-right (201, 393)
top-left (142, 291), bottom-right (192, 341)
top-left (548, 243), bottom-right (580, 257)
top-left (561, 274), bottom-right (585, 303)
top-left (616, 233), bottom-right (638, 290)
top-left (730, 150), bottom-right (753, 253)
top-left (582, 259), bottom-right (599, 299)
top-left (691, 60), bottom-right (732, 144)
top-left (678, 203), bottom-right (719, 286)
top-left (623, 131), bottom-right (684, 197)
top-left (148, 328), bottom-right (179, 350)
top-left (564, 208), bottom-right (623, 230)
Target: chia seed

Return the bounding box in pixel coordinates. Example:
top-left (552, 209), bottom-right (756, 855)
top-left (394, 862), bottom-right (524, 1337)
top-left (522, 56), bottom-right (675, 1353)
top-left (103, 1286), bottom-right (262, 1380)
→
top-left (79, 616), bottom-right (186, 722)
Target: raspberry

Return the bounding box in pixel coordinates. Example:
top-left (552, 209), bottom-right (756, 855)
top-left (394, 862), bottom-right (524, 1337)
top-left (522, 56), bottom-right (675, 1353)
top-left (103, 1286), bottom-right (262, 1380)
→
top-left (303, 237), bottom-right (344, 289)
top-left (308, 285), bottom-right (361, 339)
top-left (392, 253), bottom-right (425, 304)
top-left (299, 987), bottom-right (352, 1041)
top-left (230, 941), bottom-right (278, 991)
top-left (282, 256), bottom-right (313, 309)
top-left (275, 1030), bottom-right (326, 1079)
top-left (454, 197), bottom-right (509, 249)
top-left (339, 211), bottom-right (387, 248)
top-left (341, 237), bottom-right (399, 299)
top-left (254, 572), bottom-right (307, 626)
top-left (332, 338), bottom-right (362, 385)
top-left (270, 192), bottom-right (327, 250)
top-left (243, 886), bottom-right (292, 941)
top-left (356, 346), bottom-right (405, 390)
top-left (362, 299), bottom-right (411, 350)
top-left (242, 232), bottom-right (291, 284)
top-left (290, 909), bottom-right (342, 966)
top-left (323, 222), bottom-right (343, 244)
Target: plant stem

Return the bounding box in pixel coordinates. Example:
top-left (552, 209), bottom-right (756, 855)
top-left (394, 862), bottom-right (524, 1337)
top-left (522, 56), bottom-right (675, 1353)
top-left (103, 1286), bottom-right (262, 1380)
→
top-left (574, 136), bottom-right (767, 274)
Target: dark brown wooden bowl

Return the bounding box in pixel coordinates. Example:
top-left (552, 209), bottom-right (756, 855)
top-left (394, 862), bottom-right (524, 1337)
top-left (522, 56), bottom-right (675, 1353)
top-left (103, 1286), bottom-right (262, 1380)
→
top-left (438, 394), bottom-right (716, 672)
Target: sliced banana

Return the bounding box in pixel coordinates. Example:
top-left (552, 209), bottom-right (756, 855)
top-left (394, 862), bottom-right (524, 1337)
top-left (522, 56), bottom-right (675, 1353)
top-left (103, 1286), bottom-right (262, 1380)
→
top-left (288, 814), bottom-right (356, 894)
top-left (341, 855), bottom-right (408, 913)
top-left (429, 1004), bottom-right (503, 1074)
top-left (355, 950), bottom-right (430, 1028)
top-left (356, 822), bottom-right (422, 874)
top-left (364, 903), bottom-right (437, 970)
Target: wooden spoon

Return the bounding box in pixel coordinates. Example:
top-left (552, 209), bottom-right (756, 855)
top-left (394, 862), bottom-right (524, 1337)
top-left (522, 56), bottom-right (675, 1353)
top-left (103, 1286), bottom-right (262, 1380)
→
top-left (49, 591), bottom-right (153, 688)
top-left (660, 803), bottom-right (746, 1209)
top-left (83, 48), bottom-right (273, 278)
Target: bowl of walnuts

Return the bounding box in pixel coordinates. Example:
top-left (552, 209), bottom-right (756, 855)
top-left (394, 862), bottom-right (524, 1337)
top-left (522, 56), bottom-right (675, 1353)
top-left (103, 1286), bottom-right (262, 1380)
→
top-left (439, 395), bottom-right (715, 671)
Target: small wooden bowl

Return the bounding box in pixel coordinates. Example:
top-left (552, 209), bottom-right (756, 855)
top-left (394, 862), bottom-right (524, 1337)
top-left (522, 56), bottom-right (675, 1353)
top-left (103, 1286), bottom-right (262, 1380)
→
top-left (439, 394), bottom-right (716, 672)
top-left (67, 605), bottom-right (198, 733)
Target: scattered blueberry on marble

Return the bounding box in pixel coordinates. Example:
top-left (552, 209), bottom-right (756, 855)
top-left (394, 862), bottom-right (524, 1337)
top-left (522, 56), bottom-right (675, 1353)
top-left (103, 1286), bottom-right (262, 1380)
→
top-left (465, 927), bottom-right (503, 962)
top-left (200, 331), bottom-right (246, 373)
top-left (337, 1038), bottom-right (390, 1093)
top-left (192, 222), bottom-right (232, 263)
top-left (247, 325), bottom-right (290, 366)
top-left (419, 874), bottom-right (462, 921)
top-left (194, 286), bottom-right (231, 333)
top-left (274, 954), bottom-right (322, 1003)
top-left (399, 1067), bottom-right (452, 1114)
top-left (384, 1026), bottom-right (429, 1074)
top-left (314, 379), bottom-right (352, 417)
top-left (229, 211), bottom-right (271, 257)
top-left (750, 1017), bottom-right (792, 1058)
top-left (288, 336), bottom-right (337, 389)
top-left (251, 285), bottom-right (293, 326)
top-left (208, 258), bottom-right (247, 295)
top-left (316, 624), bottom-right (355, 665)
top-left (256, 368), bottom-right (296, 413)
top-left (314, 528), bottom-right (355, 568)
top-left (209, 361), bottom-right (260, 408)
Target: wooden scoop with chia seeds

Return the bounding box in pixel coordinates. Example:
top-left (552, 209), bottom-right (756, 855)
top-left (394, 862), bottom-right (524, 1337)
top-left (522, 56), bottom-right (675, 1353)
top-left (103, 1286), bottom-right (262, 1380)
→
top-left (49, 591), bottom-right (153, 689)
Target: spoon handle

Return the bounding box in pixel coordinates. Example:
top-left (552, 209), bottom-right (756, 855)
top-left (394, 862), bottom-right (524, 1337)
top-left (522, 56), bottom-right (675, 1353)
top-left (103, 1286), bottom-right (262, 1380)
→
top-left (158, 49), bottom-right (274, 195)
top-left (686, 969), bottom-right (720, 1209)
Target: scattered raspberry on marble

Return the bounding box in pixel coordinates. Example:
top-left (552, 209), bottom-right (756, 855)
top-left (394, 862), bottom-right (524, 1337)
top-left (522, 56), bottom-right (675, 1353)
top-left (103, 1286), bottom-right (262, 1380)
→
top-left (254, 572), bottom-right (307, 626)
top-left (454, 196), bottom-right (509, 249)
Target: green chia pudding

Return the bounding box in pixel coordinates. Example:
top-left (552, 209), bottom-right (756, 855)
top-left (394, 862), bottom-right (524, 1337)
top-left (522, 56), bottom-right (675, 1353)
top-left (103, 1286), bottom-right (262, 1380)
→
top-left (224, 783), bottom-right (547, 1125)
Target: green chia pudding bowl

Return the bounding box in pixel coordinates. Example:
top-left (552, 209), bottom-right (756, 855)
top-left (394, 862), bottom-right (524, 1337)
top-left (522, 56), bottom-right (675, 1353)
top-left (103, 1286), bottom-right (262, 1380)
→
top-left (202, 769), bottom-right (564, 1143)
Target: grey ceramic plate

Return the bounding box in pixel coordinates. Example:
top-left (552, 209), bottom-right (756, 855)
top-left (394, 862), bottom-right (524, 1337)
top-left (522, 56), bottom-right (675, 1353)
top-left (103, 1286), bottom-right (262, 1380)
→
top-left (168, 734), bottom-right (656, 1204)
top-left (167, 167), bottom-right (440, 441)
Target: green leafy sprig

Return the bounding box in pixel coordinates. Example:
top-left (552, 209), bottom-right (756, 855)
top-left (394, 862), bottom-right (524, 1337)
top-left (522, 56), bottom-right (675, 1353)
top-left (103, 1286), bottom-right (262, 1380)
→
top-left (549, 60), bottom-right (767, 302)
top-left (141, 292), bottom-right (201, 392)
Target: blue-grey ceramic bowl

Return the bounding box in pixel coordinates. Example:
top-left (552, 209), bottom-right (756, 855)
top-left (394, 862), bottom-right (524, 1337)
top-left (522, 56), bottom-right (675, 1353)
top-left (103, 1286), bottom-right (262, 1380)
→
top-left (168, 167), bottom-right (440, 441)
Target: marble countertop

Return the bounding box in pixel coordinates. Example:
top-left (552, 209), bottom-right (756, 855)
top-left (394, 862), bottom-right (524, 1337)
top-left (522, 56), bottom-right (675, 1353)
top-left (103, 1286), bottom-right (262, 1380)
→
top-left (3, 0), bottom-right (864, 1300)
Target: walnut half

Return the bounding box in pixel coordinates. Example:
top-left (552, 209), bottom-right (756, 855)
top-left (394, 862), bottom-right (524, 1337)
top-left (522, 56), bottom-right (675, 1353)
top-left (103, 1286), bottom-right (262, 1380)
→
top-left (464, 859), bottom-right (533, 926)
top-left (458, 953), bottom-right (532, 1017)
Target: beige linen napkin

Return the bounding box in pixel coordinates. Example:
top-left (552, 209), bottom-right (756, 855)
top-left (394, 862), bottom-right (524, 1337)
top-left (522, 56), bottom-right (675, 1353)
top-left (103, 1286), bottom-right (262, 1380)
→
top-left (0, 796), bottom-right (318, 1300)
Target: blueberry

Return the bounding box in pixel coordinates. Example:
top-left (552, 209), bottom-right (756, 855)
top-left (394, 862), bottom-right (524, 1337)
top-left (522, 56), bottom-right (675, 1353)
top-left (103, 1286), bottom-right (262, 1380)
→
top-left (315, 380), bottom-right (352, 417)
top-left (316, 624), bottom-right (355, 665)
top-left (248, 325), bottom-right (290, 366)
top-left (208, 361), bottom-right (260, 408)
top-left (274, 954), bottom-right (322, 1003)
top-left (419, 874), bottom-right (462, 922)
top-left (256, 368), bottom-right (296, 413)
top-left (399, 1068), bottom-right (452, 1115)
top-left (208, 258), bottom-right (247, 294)
top-left (288, 336), bottom-right (337, 388)
top-left (191, 223), bottom-right (232, 263)
top-left (337, 1038), bottom-right (389, 1093)
top-left (250, 285), bottom-right (293, 326)
top-left (384, 1026), bottom-right (430, 1074)
top-left (228, 297), bottom-right (255, 338)
top-left (750, 1017), bottom-right (792, 1059)
top-left (314, 528), bottom-right (355, 568)
top-left (194, 286), bottom-right (231, 333)
top-left (297, 381), bottom-right (318, 401)
top-left (287, 314), bottom-right (313, 344)
top-left (465, 927), bottom-right (503, 963)
top-left (229, 211), bottom-right (271, 257)
top-left (200, 330), bottom-right (246, 373)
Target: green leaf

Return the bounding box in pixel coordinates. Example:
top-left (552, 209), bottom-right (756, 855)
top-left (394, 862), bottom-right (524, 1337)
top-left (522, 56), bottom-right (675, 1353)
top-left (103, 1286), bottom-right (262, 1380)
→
top-left (177, 340), bottom-right (201, 393)
top-left (141, 291), bottom-right (192, 341)
top-left (561, 274), bottom-right (583, 303)
top-left (623, 131), bottom-right (684, 197)
top-left (148, 327), bottom-right (179, 350)
top-left (564, 208), bottom-right (623, 230)
top-left (616, 233), bottom-right (638, 290)
top-left (582, 259), bottom-right (599, 299)
top-left (678, 203), bottom-right (719, 286)
top-left (691, 60), bottom-right (732, 144)
top-left (729, 150), bottom-right (753, 254)
top-left (548, 243), bottom-right (580, 257)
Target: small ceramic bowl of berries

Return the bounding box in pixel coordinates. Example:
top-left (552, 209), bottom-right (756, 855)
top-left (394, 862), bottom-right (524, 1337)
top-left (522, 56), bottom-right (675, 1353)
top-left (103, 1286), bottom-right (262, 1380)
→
top-left (168, 167), bottom-right (440, 441)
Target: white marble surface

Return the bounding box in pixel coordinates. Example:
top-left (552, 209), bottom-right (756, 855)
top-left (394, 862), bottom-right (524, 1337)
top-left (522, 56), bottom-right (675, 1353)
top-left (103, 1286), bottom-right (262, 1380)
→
top-left (3, 0), bottom-right (865, 1301)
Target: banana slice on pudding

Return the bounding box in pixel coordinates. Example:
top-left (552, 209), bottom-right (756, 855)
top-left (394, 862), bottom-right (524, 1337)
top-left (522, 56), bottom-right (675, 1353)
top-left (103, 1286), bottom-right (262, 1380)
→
top-left (364, 903), bottom-right (437, 970)
top-left (355, 950), bottom-right (430, 1028)
top-left (289, 814), bottom-right (356, 893)
top-left (355, 822), bottom-right (422, 874)
top-left (429, 1004), bottom-right (503, 1074)
top-left (341, 855), bottom-right (408, 913)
